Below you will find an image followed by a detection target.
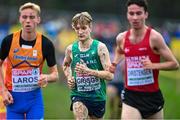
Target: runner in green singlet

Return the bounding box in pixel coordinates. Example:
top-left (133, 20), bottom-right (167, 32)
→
top-left (62, 12), bottom-right (114, 119)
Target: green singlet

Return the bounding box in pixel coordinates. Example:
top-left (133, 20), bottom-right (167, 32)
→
top-left (70, 39), bottom-right (106, 101)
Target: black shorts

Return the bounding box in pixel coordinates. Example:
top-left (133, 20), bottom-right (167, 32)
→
top-left (70, 96), bottom-right (105, 118)
top-left (121, 89), bottom-right (164, 119)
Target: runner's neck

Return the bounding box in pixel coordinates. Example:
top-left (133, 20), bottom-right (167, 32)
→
top-left (21, 31), bottom-right (37, 41)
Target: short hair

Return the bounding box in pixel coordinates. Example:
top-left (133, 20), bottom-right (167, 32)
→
top-left (72, 12), bottom-right (93, 28)
top-left (126, 0), bottom-right (148, 12)
top-left (19, 2), bottom-right (41, 16)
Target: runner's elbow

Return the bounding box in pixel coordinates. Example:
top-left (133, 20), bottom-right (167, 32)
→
top-left (106, 73), bottom-right (114, 81)
top-left (174, 62), bottom-right (180, 70)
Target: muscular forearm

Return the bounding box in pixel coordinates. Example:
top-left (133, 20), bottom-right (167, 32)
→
top-left (0, 60), bottom-right (7, 91)
top-left (46, 71), bottom-right (58, 82)
top-left (154, 61), bottom-right (179, 70)
top-left (63, 66), bottom-right (72, 79)
top-left (46, 65), bottom-right (59, 82)
top-left (0, 82), bottom-right (6, 91)
top-left (0, 68), bottom-right (7, 91)
top-left (113, 47), bottom-right (123, 64)
top-left (142, 57), bottom-right (179, 70)
top-left (88, 69), bottom-right (114, 81)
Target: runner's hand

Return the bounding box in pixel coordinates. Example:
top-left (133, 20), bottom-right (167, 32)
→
top-left (1, 90), bottom-right (13, 106)
top-left (75, 62), bottom-right (89, 74)
top-left (142, 58), bottom-right (155, 69)
top-left (67, 77), bottom-right (75, 89)
top-left (109, 63), bottom-right (117, 73)
top-left (38, 74), bottom-right (48, 88)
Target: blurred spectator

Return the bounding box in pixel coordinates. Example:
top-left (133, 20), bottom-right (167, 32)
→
top-left (161, 28), bottom-right (171, 46)
top-left (93, 20), bottom-right (120, 53)
top-left (0, 24), bottom-right (9, 47)
top-left (43, 18), bottom-right (67, 40)
top-left (174, 26), bottom-right (180, 39)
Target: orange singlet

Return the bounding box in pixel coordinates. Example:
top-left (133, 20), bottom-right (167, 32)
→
top-left (4, 31), bottom-right (44, 92)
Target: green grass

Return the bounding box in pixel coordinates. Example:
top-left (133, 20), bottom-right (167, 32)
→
top-left (42, 62), bottom-right (73, 119)
top-left (159, 70), bottom-right (180, 119)
top-left (43, 83), bottom-right (73, 119)
top-left (42, 63), bottom-right (180, 119)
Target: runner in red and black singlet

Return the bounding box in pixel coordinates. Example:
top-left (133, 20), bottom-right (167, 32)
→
top-left (110, 0), bottom-right (179, 119)
top-left (124, 27), bottom-right (160, 92)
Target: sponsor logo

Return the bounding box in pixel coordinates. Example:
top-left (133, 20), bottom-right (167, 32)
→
top-left (13, 48), bottom-right (19, 53)
top-left (74, 54), bottom-right (79, 58)
top-left (158, 106), bottom-right (162, 110)
top-left (138, 47), bottom-right (147, 51)
top-left (91, 51), bottom-right (95, 55)
top-left (13, 55), bottom-right (37, 61)
top-left (124, 48), bottom-right (130, 53)
top-left (33, 50), bottom-right (37, 56)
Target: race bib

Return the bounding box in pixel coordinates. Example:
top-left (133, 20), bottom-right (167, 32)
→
top-left (126, 56), bottom-right (154, 86)
top-left (76, 76), bottom-right (101, 92)
top-left (127, 68), bottom-right (154, 86)
top-left (12, 68), bottom-right (40, 92)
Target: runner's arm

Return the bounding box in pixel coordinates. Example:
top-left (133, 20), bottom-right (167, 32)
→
top-left (110, 33), bottom-right (125, 73)
top-left (0, 59), bottom-right (14, 105)
top-left (0, 60), bottom-right (6, 91)
top-left (46, 65), bottom-right (59, 82)
top-left (75, 43), bottom-right (114, 81)
top-left (62, 45), bottom-right (73, 79)
top-left (62, 45), bottom-right (75, 89)
top-left (38, 37), bottom-right (59, 87)
top-left (0, 36), bottom-right (10, 89)
top-left (143, 30), bottom-right (179, 70)
top-left (113, 33), bottom-right (125, 64)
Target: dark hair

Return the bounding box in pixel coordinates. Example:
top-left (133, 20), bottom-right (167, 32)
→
top-left (126, 0), bottom-right (148, 12)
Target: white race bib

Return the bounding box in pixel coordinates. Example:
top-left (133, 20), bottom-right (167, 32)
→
top-left (76, 76), bottom-right (101, 92)
top-left (126, 56), bottom-right (154, 86)
top-left (12, 68), bottom-right (40, 92)
top-left (127, 68), bottom-right (154, 86)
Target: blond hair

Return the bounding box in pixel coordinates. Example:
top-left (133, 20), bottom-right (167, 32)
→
top-left (19, 2), bottom-right (41, 16)
top-left (72, 12), bottom-right (92, 28)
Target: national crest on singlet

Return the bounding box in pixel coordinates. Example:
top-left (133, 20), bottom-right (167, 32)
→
top-left (124, 27), bottom-right (160, 92)
top-left (4, 31), bottom-right (44, 92)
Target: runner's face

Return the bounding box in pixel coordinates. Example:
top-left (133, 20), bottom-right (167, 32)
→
top-left (74, 24), bottom-right (92, 41)
top-left (127, 4), bottom-right (148, 29)
top-left (19, 8), bottom-right (40, 33)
